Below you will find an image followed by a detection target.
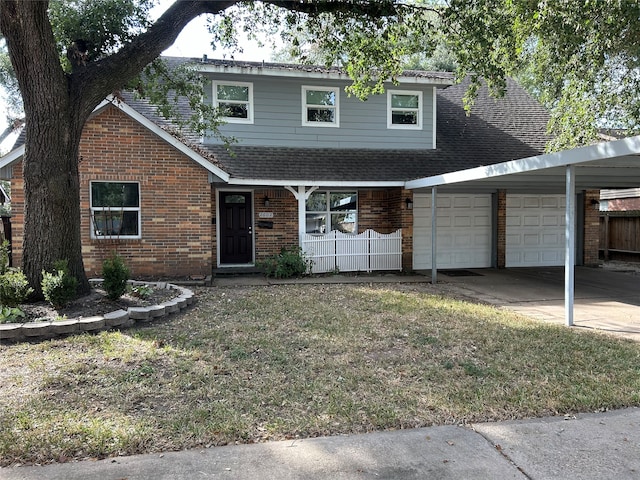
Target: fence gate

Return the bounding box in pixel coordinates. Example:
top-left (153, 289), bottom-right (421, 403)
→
top-left (301, 229), bottom-right (402, 274)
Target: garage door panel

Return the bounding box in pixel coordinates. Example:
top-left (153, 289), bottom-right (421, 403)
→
top-left (523, 197), bottom-right (541, 208)
top-left (523, 215), bottom-right (540, 226)
top-left (454, 234), bottom-right (472, 247)
top-left (542, 215), bottom-right (562, 226)
top-left (454, 216), bottom-right (471, 227)
top-left (542, 197), bottom-right (560, 208)
top-left (453, 197), bottom-right (472, 208)
top-left (438, 216), bottom-right (452, 227)
top-left (543, 233), bottom-right (563, 245)
top-left (413, 194), bottom-right (492, 270)
top-left (475, 215), bottom-right (491, 227)
top-left (437, 197), bottom-right (452, 208)
top-left (506, 194), bottom-right (566, 267)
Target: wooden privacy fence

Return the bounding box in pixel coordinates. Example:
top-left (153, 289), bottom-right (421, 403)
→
top-left (301, 229), bottom-right (402, 274)
top-left (599, 212), bottom-right (640, 259)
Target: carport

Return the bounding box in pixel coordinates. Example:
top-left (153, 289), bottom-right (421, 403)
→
top-left (406, 134), bottom-right (640, 326)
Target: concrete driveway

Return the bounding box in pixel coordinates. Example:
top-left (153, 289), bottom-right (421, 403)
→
top-left (437, 265), bottom-right (640, 341)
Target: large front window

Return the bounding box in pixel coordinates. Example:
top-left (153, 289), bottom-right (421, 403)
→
top-left (302, 86), bottom-right (339, 127)
top-left (388, 90), bottom-right (422, 129)
top-left (214, 81), bottom-right (253, 123)
top-left (90, 182), bottom-right (140, 239)
top-left (305, 191), bottom-right (357, 234)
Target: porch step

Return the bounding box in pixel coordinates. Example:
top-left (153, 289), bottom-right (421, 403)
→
top-left (213, 267), bottom-right (263, 277)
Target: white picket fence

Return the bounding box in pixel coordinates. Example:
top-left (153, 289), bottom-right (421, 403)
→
top-left (301, 229), bottom-right (402, 274)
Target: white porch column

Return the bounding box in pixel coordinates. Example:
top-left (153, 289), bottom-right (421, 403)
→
top-left (285, 186), bottom-right (318, 245)
top-left (431, 186), bottom-right (438, 284)
top-left (565, 165), bottom-right (576, 326)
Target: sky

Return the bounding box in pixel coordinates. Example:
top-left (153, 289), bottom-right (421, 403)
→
top-left (1, 2), bottom-right (276, 151)
top-left (152, 1), bottom-right (276, 61)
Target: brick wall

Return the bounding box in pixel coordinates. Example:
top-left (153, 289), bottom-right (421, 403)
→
top-left (583, 189), bottom-right (600, 266)
top-left (360, 187), bottom-right (412, 270)
top-left (253, 188), bottom-right (299, 262)
top-left (12, 105), bottom-right (213, 279)
top-left (605, 197), bottom-right (640, 211)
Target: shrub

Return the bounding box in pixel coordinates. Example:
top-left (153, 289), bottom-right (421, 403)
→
top-left (129, 284), bottom-right (153, 299)
top-left (0, 268), bottom-right (33, 307)
top-left (41, 259), bottom-right (78, 309)
top-left (258, 246), bottom-right (312, 279)
top-left (0, 239), bottom-right (10, 275)
top-left (102, 255), bottom-right (130, 300)
top-left (0, 306), bottom-right (25, 324)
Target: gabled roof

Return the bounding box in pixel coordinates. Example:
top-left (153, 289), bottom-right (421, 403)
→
top-left (0, 94), bottom-right (230, 183)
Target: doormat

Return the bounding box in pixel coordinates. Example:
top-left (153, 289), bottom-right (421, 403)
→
top-left (440, 269), bottom-right (483, 277)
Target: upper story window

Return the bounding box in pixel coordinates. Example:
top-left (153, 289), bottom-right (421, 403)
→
top-left (214, 81), bottom-right (253, 123)
top-left (387, 90), bottom-right (422, 129)
top-left (305, 191), bottom-right (357, 234)
top-left (302, 86), bottom-right (339, 127)
top-left (90, 181), bottom-right (141, 239)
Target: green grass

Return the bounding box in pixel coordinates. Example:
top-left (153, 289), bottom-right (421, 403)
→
top-left (1, 283), bottom-right (640, 466)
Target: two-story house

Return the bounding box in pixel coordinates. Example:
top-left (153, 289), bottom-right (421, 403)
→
top-left (0, 58), bottom-right (601, 279)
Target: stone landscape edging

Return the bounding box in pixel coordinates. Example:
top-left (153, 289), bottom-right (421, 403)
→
top-left (0, 279), bottom-right (194, 343)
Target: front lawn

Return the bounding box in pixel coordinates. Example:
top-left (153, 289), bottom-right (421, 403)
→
top-left (1, 283), bottom-right (639, 466)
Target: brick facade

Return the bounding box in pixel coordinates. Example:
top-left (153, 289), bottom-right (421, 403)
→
top-left (236, 187), bottom-right (412, 269)
top-left (583, 189), bottom-right (601, 266)
top-left (11, 105), bottom-right (213, 279)
top-left (7, 106), bottom-right (601, 278)
top-left (252, 188), bottom-right (299, 263)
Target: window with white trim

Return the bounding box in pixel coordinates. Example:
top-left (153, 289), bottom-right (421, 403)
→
top-left (90, 181), bottom-right (141, 239)
top-left (213, 81), bottom-right (253, 123)
top-left (387, 90), bottom-right (422, 129)
top-left (302, 86), bottom-right (339, 127)
top-left (305, 191), bottom-right (357, 234)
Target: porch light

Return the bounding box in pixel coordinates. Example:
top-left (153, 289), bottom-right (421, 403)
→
top-left (591, 198), bottom-right (600, 211)
top-left (263, 196), bottom-right (270, 207)
top-left (405, 197), bottom-right (413, 210)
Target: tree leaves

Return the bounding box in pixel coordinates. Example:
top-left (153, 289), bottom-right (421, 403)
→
top-left (445, 0), bottom-right (640, 150)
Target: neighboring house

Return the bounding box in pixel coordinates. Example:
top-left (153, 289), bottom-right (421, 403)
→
top-left (0, 58), bottom-right (601, 279)
top-left (599, 188), bottom-right (640, 211)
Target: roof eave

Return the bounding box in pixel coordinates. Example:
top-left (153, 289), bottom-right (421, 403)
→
top-left (102, 96), bottom-right (230, 183)
top-left (195, 63), bottom-right (454, 87)
top-left (227, 178), bottom-right (405, 187)
top-left (405, 135), bottom-right (640, 190)
top-left (0, 144), bottom-right (25, 177)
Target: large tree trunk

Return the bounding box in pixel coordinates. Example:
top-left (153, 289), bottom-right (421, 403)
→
top-left (0, 0), bottom-right (91, 297)
top-left (3, 0), bottom-right (389, 297)
top-left (22, 114), bottom-right (90, 297)
top-left (0, 0), bottom-right (232, 298)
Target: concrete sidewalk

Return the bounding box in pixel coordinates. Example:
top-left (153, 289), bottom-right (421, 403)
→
top-left (2, 408), bottom-right (639, 479)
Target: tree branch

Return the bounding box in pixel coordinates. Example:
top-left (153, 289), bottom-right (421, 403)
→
top-left (69, 0), bottom-right (239, 118)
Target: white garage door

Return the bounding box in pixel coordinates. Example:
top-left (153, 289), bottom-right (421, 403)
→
top-left (506, 194), bottom-right (565, 267)
top-left (413, 194), bottom-right (492, 270)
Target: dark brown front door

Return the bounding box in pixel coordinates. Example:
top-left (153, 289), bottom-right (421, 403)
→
top-left (219, 192), bottom-right (253, 264)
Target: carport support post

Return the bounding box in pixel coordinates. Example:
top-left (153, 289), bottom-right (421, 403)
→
top-left (431, 186), bottom-right (437, 284)
top-left (565, 165), bottom-right (576, 326)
